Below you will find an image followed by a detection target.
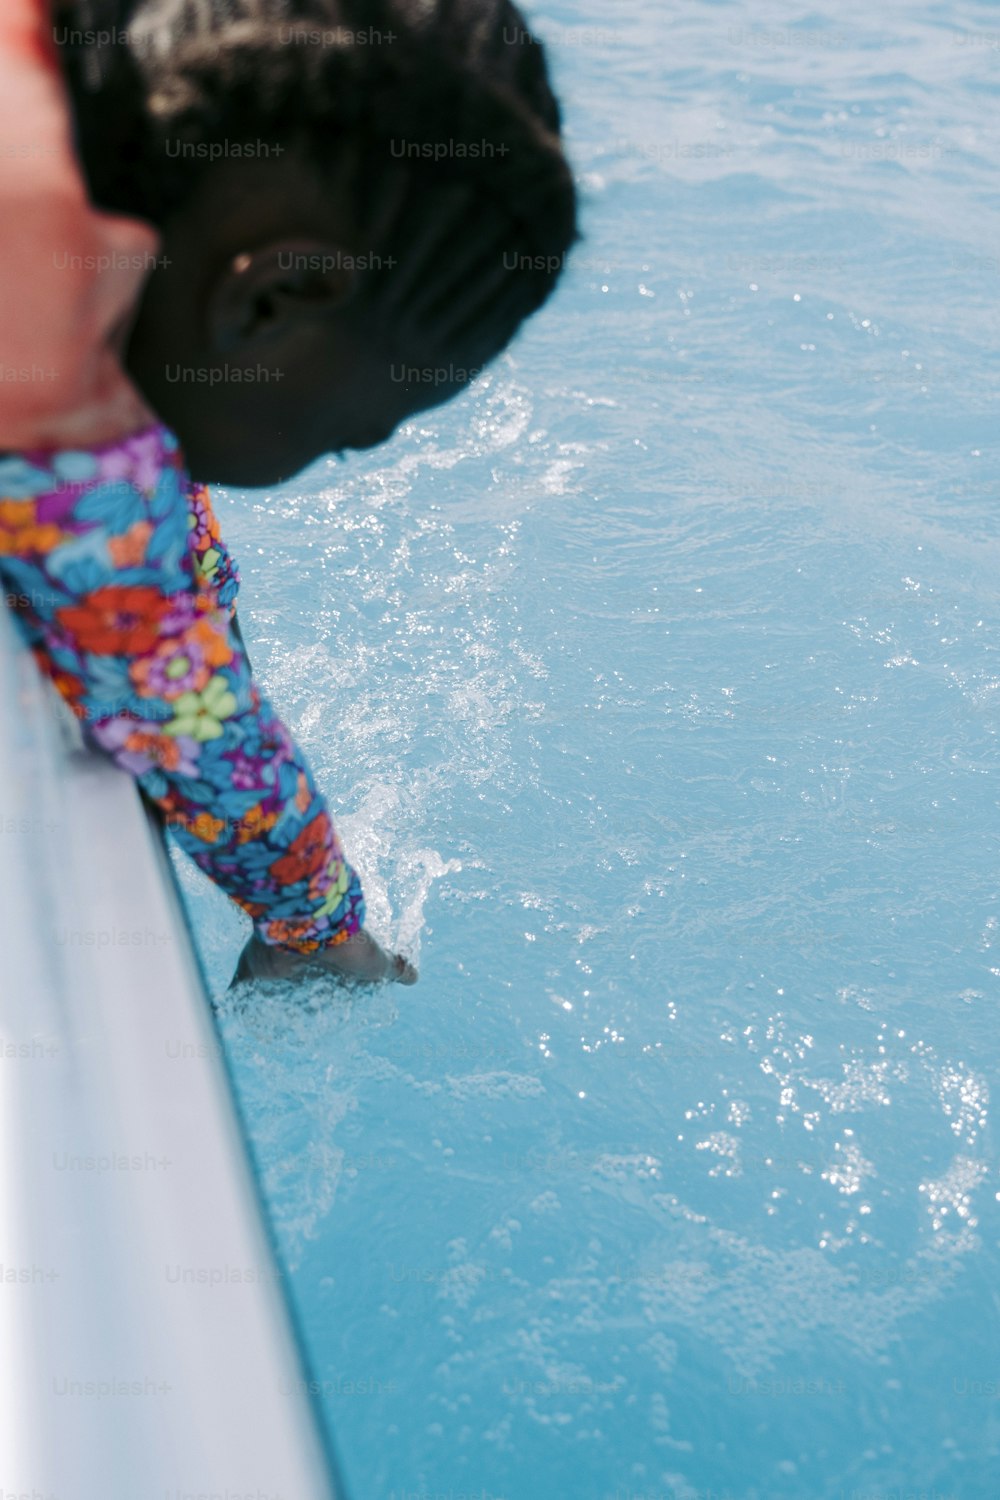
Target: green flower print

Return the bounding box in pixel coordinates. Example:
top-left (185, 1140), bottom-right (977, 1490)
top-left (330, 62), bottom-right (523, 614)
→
top-left (165, 673), bottom-right (238, 740)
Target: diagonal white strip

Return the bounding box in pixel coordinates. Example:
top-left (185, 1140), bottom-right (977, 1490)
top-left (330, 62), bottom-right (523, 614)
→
top-left (0, 604), bottom-right (341, 1499)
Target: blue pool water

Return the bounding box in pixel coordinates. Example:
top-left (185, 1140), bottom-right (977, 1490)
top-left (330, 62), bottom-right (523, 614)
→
top-left (174, 2), bottom-right (1000, 1495)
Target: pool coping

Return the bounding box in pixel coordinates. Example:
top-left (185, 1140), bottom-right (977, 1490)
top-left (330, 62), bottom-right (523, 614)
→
top-left (0, 603), bottom-right (346, 1498)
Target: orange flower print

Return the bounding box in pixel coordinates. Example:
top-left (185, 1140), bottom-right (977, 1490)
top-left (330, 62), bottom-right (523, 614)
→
top-left (0, 499), bottom-right (30, 528)
top-left (108, 520), bottom-right (153, 569)
top-left (0, 499), bottom-right (63, 556)
top-left (237, 804), bottom-right (279, 844)
top-left (57, 585), bottom-right (173, 656)
top-left (189, 614), bottom-right (233, 669)
top-left (264, 919), bottom-right (320, 949)
top-left (269, 810), bottom-right (331, 885)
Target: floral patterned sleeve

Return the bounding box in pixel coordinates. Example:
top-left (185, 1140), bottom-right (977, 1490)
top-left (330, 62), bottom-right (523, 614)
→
top-left (0, 422), bottom-right (366, 952)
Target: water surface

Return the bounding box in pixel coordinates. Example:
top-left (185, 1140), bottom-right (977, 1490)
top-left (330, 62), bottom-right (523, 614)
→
top-left (176, 3), bottom-right (1000, 1494)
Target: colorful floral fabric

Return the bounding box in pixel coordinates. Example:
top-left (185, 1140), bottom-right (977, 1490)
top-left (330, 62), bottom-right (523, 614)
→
top-left (0, 423), bottom-right (365, 952)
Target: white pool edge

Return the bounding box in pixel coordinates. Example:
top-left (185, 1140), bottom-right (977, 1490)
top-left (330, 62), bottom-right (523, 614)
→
top-left (0, 603), bottom-right (345, 1498)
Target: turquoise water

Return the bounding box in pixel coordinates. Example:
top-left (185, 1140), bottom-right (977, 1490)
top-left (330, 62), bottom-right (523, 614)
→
top-left (175, 2), bottom-right (1000, 1495)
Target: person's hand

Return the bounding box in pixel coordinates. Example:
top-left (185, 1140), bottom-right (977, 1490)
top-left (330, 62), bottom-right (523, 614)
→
top-left (230, 929), bottom-right (418, 989)
top-left (0, 0), bottom-right (159, 448)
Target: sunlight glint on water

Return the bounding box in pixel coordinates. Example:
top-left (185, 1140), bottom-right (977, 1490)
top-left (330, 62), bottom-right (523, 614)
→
top-left (174, 2), bottom-right (1000, 1494)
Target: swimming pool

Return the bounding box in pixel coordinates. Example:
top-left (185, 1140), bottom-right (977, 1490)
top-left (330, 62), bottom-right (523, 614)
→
top-left (174, 1), bottom-right (1000, 1494)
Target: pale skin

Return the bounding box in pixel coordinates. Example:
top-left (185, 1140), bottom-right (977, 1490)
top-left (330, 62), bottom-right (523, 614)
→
top-left (0, 0), bottom-right (157, 448)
